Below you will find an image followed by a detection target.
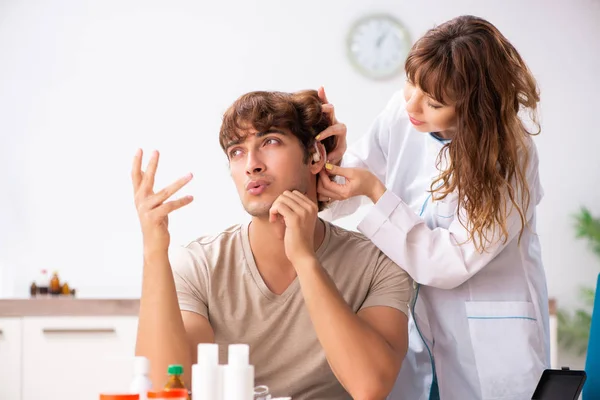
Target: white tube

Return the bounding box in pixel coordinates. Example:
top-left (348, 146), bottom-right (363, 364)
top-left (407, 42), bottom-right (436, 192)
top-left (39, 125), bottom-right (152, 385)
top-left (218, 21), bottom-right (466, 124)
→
top-left (192, 343), bottom-right (222, 400)
top-left (222, 344), bottom-right (254, 400)
top-left (129, 356), bottom-right (152, 400)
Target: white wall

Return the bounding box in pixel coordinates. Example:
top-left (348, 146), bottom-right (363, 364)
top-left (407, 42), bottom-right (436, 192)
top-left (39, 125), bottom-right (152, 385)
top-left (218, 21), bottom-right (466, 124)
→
top-left (1, 0), bottom-right (599, 315)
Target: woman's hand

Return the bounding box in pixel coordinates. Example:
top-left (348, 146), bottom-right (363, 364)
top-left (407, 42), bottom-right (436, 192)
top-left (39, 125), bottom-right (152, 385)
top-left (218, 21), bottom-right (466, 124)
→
top-left (317, 163), bottom-right (387, 205)
top-left (317, 86), bottom-right (347, 166)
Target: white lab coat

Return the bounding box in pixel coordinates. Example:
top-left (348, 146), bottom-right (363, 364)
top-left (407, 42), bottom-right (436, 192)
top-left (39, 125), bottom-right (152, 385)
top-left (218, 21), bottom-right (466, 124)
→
top-left (321, 91), bottom-right (550, 400)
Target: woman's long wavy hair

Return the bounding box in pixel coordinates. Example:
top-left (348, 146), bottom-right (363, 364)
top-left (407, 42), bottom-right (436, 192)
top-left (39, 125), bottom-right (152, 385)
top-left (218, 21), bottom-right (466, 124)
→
top-left (405, 15), bottom-right (540, 252)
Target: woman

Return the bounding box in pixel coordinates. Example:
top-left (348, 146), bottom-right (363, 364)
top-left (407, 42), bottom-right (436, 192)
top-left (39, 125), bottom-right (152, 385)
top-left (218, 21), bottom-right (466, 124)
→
top-left (316, 15), bottom-right (550, 400)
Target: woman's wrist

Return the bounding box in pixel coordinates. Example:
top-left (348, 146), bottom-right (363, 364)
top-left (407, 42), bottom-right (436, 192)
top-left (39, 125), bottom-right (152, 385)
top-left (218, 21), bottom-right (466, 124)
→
top-left (368, 177), bottom-right (386, 204)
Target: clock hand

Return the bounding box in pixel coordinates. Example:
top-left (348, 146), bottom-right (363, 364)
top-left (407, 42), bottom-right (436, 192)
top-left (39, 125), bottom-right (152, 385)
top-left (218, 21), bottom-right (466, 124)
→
top-left (376, 28), bottom-right (391, 48)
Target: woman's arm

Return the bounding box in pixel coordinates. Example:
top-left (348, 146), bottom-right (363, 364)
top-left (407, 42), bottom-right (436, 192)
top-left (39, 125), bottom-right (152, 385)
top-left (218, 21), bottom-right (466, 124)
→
top-left (357, 144), bottom-right (543, 289)
top-left (319, 94), bottom-right (400, 221)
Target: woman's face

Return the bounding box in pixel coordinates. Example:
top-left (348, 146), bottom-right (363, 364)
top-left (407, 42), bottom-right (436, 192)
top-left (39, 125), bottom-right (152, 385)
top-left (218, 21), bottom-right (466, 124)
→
top-left (403, 80), bottom-right (457, 139)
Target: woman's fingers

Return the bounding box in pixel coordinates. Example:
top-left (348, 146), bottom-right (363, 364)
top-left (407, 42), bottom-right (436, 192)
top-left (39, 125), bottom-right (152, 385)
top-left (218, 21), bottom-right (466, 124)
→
top-left (317, 170), bottom-right (349, 199)
top-left (326, 148), bottom-right (345, 167)
top-left (324, 163), bottom-right (353, 178)
top-left (317, 188), bottom-right (341, 202)
top-left (321, 103), bottom-right (338, 125)
top-left (316, 123), bottom-right (346, 142)
top-left (318, 86), bottom-right (329, 104)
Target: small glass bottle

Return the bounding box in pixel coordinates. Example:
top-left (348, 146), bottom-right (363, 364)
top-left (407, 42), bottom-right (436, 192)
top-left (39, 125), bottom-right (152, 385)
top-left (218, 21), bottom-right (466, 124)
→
top-left (164, 365), bottom-right (190, 400)
top-left (61, 282), bottom-right (70, 296)
top-left (50, 271), bottom-right (61, 295)
top-left (30, 282), bottom-right (37, 297)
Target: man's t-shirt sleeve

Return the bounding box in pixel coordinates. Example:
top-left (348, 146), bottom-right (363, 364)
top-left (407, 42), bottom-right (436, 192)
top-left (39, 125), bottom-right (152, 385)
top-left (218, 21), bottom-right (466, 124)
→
top-left (359, 251), bottom-right (414, 317)
top-left (169, 244), bottom-right (210, 320)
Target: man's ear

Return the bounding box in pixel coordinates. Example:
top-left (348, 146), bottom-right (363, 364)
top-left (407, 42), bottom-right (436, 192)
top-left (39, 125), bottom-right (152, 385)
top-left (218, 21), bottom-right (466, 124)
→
top-left (310, 141), bottom-right (326, 174)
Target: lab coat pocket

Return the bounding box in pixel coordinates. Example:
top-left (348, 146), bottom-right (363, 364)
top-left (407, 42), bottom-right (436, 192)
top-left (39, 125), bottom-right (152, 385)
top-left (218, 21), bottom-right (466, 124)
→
top-left (432, 197), bottom-right (457, 229)
top-left (465, 301), bottom-right (545, 400)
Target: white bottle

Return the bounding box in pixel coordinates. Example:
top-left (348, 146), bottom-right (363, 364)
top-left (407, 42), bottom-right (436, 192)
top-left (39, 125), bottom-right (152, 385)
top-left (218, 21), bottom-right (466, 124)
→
top-left (222, 344), bottom-right (254, 400)
top-left (192, 343), bottom-right (222, 400)
top-left (129, 356), bottom-right (153, 400)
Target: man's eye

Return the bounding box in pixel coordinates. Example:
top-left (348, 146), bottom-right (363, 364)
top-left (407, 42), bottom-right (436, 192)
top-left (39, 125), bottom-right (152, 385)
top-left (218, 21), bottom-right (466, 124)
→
top-left (229, 149), bottom-right (242, 158)
top-left (265, 138), bottom-right (280, 145)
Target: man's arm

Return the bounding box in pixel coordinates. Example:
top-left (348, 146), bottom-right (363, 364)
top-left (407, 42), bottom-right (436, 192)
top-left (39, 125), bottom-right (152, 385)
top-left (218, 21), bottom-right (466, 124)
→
top-left (135, 251), bottom-right (215, 388)
top-left (269, 190), bottom-right (409, 400)
top-left (295, 258), bottom-right (408, 400)
top-left (131, 149), bottom-right (214, 388)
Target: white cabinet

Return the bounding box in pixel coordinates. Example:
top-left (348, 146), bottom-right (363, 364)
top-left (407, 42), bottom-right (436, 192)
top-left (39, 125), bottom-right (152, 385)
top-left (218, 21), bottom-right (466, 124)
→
top-left (0, 318), bottom-right (22, 400)
top-left (21, 316), bottom-right (138, 400)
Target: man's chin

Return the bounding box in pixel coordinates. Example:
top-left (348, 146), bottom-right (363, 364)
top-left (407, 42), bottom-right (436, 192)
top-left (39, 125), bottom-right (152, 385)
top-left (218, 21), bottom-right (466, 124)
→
top-left (243, 201), bottom-right (274, 218)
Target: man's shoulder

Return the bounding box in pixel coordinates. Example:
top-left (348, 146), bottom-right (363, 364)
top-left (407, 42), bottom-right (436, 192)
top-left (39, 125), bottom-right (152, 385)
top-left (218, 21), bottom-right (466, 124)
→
top-left (184, 224), bottom-right (244, 250)
top-left (326, 222), bottom-right (389, 261)
top-left (324, 222), bottom-right (412, 299)
top-left (170, 224), bottom-right (245, 268)
top-left (327, 223), bottom-right (371, 245)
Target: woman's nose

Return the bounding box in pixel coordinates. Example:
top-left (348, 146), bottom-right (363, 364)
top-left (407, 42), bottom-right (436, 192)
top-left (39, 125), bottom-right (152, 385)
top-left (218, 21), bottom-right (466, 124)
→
top-left (405, 91), bottom-right (422, 114)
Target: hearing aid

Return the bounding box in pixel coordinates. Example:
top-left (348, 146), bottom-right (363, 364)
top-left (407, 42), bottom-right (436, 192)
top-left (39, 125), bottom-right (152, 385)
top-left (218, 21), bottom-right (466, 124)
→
top-left (312, 141), bottom-right (322, 163)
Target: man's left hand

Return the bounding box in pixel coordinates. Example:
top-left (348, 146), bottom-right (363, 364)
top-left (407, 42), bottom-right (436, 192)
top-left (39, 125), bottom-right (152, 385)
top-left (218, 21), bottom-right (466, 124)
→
top-left (269, 190), bottom-right (318, 265)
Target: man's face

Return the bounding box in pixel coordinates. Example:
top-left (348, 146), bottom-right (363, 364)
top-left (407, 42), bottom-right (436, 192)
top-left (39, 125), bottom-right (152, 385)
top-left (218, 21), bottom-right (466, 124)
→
top-left (226, 127), bottom-right (312, 218)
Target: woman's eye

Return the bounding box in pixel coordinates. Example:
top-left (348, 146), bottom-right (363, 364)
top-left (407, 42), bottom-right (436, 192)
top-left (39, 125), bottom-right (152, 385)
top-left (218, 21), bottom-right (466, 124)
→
top-left (428, 102), bottom-right (442, 110)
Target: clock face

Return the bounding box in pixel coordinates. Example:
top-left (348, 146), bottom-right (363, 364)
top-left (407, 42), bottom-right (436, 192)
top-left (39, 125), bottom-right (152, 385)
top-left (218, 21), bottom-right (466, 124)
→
top-left (347, 14), bottom-right (412, 80)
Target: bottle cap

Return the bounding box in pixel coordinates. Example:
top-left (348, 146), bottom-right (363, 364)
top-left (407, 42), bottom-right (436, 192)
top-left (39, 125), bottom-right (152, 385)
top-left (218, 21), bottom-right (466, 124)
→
top-left (148, 389), bottom-right (188, 398)
top-left (167, 364), bottom-right (184, 375)
top-left (133, 356), bottom-right (150, 375)
top-left (228, 344), bottom-right (249, 366)
top-left (197, 343), bottom-right (218, 366)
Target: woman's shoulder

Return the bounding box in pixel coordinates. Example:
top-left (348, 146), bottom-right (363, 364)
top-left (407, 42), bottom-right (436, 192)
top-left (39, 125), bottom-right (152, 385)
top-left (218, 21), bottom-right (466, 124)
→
top-left (520, 134), bottom-right (541, 172)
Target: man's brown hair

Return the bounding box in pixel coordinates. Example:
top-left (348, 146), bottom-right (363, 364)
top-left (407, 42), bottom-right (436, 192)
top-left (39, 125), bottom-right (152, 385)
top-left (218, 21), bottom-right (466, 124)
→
top-left (219, 90), bottom-right (336, 210)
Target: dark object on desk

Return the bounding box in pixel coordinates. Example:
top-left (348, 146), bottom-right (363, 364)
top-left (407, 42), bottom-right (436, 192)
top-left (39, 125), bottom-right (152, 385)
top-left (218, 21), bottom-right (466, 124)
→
top-left (531, 368), bottom-right (586, 400)
top-left (583, 273), bottom-right (599, 399)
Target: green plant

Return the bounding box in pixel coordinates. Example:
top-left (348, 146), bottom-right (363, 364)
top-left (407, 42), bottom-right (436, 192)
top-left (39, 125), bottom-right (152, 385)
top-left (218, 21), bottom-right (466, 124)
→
top-left (557, 207), bottom-right (600, 355)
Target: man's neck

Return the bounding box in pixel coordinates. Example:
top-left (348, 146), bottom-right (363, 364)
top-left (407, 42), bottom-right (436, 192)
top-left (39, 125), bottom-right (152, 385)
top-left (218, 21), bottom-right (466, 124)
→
top-left (248, 217), bottom-right (326, 294)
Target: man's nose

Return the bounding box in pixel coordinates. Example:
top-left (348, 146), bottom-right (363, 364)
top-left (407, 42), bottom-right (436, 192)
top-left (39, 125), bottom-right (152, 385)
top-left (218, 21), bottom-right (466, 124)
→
top-left (245, 151), bottom-right (265, 175)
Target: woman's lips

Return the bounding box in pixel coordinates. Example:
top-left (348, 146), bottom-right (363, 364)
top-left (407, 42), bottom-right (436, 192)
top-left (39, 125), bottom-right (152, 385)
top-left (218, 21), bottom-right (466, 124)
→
top-left (409, 115), bottom-right (424, 126)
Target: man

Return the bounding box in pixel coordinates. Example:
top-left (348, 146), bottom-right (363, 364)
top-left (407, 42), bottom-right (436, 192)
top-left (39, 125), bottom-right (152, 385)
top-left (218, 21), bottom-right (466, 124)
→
top-left (133, 90), bottom-right (413, 399)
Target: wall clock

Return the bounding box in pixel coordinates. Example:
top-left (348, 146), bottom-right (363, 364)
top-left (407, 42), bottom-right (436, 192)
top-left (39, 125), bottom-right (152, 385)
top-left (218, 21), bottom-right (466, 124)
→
top-left (347, 14), bottom-right (412, 80)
